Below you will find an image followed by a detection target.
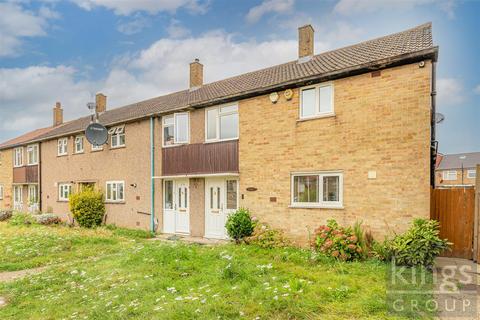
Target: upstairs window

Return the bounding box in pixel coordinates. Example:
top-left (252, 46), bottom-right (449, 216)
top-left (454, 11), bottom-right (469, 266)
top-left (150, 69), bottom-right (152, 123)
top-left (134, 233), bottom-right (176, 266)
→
top-left (300, 83), bottom-right (334, 119)
top-left (58, 138), bottom-right (68, 156)
top-left (206, 104), bottom-right (239, 142)
top-left (442, 170), bottom-right (457, 181)
top-left (91, 143), bottom-right (103, 152)
top-left (291, 172), bottom-right (343, 208)
top-left (467, 170), bottom-right (476, 179)
top-left (14, 147), bottom-right (23, 167)
top-left (163, 113), bottom-right (189, 147)
top-left (75, 136), bottom-right (84, 153)
top-left (27, 144), bottom-right (38, 165)
top-left (109, 126), bottom-right (125, 148)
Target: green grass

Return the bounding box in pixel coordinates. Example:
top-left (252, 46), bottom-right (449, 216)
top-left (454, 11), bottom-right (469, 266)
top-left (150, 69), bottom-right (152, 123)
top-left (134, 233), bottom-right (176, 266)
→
top-left (0, 222), bottom-right (435, 319)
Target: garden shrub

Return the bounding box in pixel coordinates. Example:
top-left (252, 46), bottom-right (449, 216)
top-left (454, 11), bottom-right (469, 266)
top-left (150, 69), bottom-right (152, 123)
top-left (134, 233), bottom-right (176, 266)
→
top-left (245, 222), bottom-right (290, 248)
top-left (387, 218), bottom-right (450, 267)
top-left (69, 188), bottom-right (105, 228)
top-left (0, 210), bottom-right (13, 221)
top-left (312, 219), bottom-right (364, 262)
top-left (225, 208), bottom-right (255, 243)
top-left (34, 213), bottom-right (61, 225)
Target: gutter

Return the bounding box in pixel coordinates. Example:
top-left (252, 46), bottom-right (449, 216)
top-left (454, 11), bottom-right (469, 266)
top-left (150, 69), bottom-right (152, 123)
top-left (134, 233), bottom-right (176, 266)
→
top-left (431, 60), bottom-right (437, 187)
top-left (150, 117), bottom-right (155, 233)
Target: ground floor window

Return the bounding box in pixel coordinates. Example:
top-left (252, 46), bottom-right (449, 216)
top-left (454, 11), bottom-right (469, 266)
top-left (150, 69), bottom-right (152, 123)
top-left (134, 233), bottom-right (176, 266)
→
top-left (226, 180), bottom-right (238, 210)
top-left (0, 185), bottom-right (3, 200)
top-left (291, 172), bottom-right (343, 208)
top-left (28, 185), bottom-right (38, 204)
top-left (13, 185), bottom-right (23, 210)
top-left (106, 181), bottom-right (125, 202)
top-left (58, 183), bottom-right (72, 201)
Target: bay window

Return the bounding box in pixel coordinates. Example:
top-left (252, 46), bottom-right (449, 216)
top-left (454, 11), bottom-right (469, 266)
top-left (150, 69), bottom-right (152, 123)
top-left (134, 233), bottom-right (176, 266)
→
top-left (206, 104), bottom-right (238, 142)
top-left (291, 172), bottom-right (343, 208)
top-left (300, 83), bottom-right (334, 119)
top-left (163, 113), bottom-right (190, 146)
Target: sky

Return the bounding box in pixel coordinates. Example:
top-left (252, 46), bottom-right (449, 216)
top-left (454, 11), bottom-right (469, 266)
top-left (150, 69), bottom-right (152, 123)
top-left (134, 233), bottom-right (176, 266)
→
top-left (0, 0), bottom-right (478, 154)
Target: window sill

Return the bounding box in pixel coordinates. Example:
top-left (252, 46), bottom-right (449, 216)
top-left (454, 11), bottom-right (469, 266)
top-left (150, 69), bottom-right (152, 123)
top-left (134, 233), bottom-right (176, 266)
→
top-left (110, 145), bottom-right (126, 150)
top-left (57, 200), bottom-right (69, 203)
top-left (289, 204), bottom-right (344, 210)
top-left (57, 154), bottom-right (68, 157)
top-left (91, 149), bottom-right (103, 152)
top-left (297, 113), bottom-right (335, 122)
top-left (26, 163), bottom-right (38, 166)
top-left (204, 138), bottom-right (239, 144)
top-left (105, 201), bottom-right (126, 204)
top-left (13, 165), bottom-right (24, 168)
top-left (162, 143), bottom-right (189, 149)
top-left (73, 152), bottom-right (84, 155)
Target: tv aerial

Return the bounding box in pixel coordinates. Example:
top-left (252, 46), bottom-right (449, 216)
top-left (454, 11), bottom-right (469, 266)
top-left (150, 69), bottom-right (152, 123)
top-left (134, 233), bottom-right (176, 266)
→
top-left (435, 113), bottom-right (445, 124)
top-left (85, 101), bottom-right (108, 146)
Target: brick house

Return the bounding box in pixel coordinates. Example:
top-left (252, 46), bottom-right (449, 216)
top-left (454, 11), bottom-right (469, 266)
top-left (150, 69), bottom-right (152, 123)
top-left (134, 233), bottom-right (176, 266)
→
top-left (1, 23), bottom-right (438, 244)
top-left (0, 122), bottom-right (60, 211)
top-left (435, 152), bottom-right (480, 188)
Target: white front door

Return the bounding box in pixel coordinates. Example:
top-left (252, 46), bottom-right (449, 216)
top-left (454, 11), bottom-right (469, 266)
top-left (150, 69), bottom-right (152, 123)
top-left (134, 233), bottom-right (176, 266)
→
top-left (13, 186), bottom-right (23, 211)
top-left (28, 185), bottom-right (39, 212)
top-left (205, 178), bottom-right (238, 239)
top-left (163, 179), bottom-right (190, 234)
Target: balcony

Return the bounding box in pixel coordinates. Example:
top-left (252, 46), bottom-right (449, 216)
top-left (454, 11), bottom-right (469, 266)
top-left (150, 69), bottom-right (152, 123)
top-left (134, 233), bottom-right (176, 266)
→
top-left (13, 165), bottom-right (39, 184)
top-left (162, 140), bottom-right (239, 176)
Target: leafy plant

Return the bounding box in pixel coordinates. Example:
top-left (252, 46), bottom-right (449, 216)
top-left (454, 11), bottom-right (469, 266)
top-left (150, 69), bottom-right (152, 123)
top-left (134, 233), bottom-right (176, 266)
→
top-left (245, 222), bottom-right (290, 248)
top-left (8, 212), bottom-right (36, 226)
top-left (69, 188), bottom-right (105, 228)
top-left (34, 213), bottom-right (61, 225)
top-left (225, 208), bottom-right (255, 243)
top-left (312, 220), bottom-right (364, 262)
top-left (0, 210), bottom-right (13, 221)
top-left (388, 219), bottom-right (450, 267)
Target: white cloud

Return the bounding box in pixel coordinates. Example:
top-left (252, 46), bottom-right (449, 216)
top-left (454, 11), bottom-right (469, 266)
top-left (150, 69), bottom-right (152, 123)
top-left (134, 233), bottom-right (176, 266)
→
top-left (166, 19), bottom-right (190, 38)
top-left (246, 0), bottom-right (295, 24)
top-left (117, 14), bottom-right (150, 35)
top-left (0, 2), bottom-right (59, 57)
top-left (334, 0), bottom-right (456, 18)
top-left (72, 0), bottom-right (209, 16)
top-left (437, 78), bottom-right (465, 106)
top-left (474, 85), bottom-right (480, 95)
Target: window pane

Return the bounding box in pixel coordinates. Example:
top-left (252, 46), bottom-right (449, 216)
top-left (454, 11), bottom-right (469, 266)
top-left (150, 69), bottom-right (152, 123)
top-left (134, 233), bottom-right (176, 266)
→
top-left (323, 176), bottom-right (339, 202)
top-left (319, 85), bottom-right (332, 113)
top-left (217, 187), bottom-right (221, 209)
top-left (210, 187), bottom-right (213, 209)
top-left (163, 116), bottom-right (174, 126)
top-left (107, 184), bottom-right (112, 200)
top-left (119, 183), bottom-right (124, 200)
top-left (175, 113), bottom-right (189, 143)
top-left (184, 187), bottom-right (187, 208)
top-left (206, 109), bottom-right (218, 140)
top-left (226, 180), bottom-right (237, 210)
top-left (112, 135), bottom-right (118, 147)
top-left (164, 181), bottom-right (173, 209)
top-left (220, 113), bottom-right (238, 140)
top-left (294, 175), bottom-right (318, 203)
top-left (163, 125), bottom-right (174, 146)
top-left (301, 88), bottom-right (316, 118)
top-left (119, 134), bottom-right (125, 146)
top-left (220, 104), bottom-right (237, 113)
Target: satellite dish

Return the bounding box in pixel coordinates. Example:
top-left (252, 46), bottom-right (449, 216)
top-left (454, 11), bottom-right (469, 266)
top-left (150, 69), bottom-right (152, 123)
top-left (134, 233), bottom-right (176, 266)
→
top-left (85, 123), bottom-right (108, 146)
top-left (435, 113), bottom-right (445, 124)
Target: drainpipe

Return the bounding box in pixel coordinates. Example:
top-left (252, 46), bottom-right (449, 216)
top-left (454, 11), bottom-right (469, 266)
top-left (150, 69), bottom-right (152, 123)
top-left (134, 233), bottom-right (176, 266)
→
top-left (150, 117), bottom-right (155, 233)
top-left (430, 61), bottom-right (437, 188)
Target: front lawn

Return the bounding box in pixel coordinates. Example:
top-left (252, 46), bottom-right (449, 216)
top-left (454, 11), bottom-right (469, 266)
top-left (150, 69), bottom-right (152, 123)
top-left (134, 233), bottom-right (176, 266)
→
top-left (0, 222), bottom-right (433, 319)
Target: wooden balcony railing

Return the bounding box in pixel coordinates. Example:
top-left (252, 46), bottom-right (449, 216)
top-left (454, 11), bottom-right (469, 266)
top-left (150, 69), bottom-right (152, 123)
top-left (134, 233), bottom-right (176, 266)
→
top-left (162, 140), bottom-right (239, 176)
top-left (13, 165), bottom-right (39, 184)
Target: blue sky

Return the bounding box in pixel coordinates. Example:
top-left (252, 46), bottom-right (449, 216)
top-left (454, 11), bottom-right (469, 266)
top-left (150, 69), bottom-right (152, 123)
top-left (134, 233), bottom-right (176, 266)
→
top-left (0, 0), bottom-right (478, 154)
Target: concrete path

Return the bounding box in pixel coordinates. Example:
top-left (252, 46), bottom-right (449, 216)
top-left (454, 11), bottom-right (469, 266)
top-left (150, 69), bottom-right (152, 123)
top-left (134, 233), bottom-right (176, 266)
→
top-left (434, 257), bottom-right (480, 319)
top-left (0, 266), bottom-right (47, 283)
top-left (152, 234), bottom-right (228, 245)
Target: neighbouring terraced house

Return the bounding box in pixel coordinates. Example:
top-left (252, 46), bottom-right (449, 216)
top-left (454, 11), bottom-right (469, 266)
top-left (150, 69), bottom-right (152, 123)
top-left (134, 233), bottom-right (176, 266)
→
top-left (0, 23), bottom-right (438, 244)
top-left (435, 152), bottom-right (479, 188)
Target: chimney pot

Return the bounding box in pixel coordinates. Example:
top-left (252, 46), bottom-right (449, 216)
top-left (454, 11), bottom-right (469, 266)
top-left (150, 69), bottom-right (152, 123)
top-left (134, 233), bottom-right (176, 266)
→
top-left (95, 93), bottom-right (107, 113)
top-left (298, 24), bottom-right (314, 59)
top-left (189, 59), bottom-right (203, 89)
top-left (53, 102), bottom-right (63, 127)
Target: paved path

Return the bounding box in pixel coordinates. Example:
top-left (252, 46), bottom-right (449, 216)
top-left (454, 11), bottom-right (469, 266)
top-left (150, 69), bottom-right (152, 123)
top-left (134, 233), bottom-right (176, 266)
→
top-left (151, 234), bottom-right (228, 245)
top-left (434, 257), bottom-right (480, 319)
top-left (0, 266), bottom-right (47, 283)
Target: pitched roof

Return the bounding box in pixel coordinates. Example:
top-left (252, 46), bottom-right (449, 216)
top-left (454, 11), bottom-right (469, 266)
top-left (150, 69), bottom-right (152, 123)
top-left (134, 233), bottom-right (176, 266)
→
top-left (437, 152), bottom-right (480, 170)
top-left (0, 126), bottom-right (58, 150)
top-left (10, 23), bottom-right (438, 143)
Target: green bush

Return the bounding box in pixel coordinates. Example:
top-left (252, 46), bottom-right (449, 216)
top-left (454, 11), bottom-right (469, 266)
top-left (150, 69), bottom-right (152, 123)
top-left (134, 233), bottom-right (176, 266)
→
top-left (225, 208), bottom-right (255, 243)
top-left (245, 222), bottom-right (290, 248)
top-left (69, 189), bottom-right (105, 228)
top-left (312, 219), bottom-right (364, 262)
top-left (388, 219), bottom-right (450, 267)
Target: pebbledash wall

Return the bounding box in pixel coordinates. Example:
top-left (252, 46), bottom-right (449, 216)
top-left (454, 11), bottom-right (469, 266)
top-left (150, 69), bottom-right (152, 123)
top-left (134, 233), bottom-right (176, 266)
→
top-left (238, 61), bottom-right (432, 244)
top-left (0, 149), bottom-right (13, 209)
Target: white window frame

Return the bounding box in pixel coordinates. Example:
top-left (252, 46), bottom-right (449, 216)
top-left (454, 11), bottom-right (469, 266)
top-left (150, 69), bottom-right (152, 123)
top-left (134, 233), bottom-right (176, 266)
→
top-left (162, 113), bottom-right (190, 147)
top-left (299, 82), bottom-right (334, 120)
top-left (58, 138), bottom-right (68, 156)
top-left (26, 144), bottom-right (39, 165)
top-left (0, 185), bottom-right (4, 200)
top-left (13, 186), bottom-right (23, 210)
top-left (291, 171), bottom-right (343, 208)
top-left (58, 183), bottom-right (72, 201)
top-left (109, 125), bottom-right (126, 148)
top-left (205, 103), bottom-right (239, 142)
top-left (74, 136), bottom-right (84, 154)
top-left (105, 181), bottom-right (125, 203)
top-left (28, 185), bottom-right (38, 204)
top-left (14, 147), bottom-right (23, 167)
top-left (442, 170), bottom-right (457, 181)
top-left (91, 143), bottom-right (103, 152)
top-left (467, 169), bottom-right (476, 179)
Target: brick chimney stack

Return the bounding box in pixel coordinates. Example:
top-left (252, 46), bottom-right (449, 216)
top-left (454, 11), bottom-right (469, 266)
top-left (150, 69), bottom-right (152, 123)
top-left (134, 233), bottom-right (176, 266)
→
top-left (95, 93), bottom-right (107, 113)
top-left (298, 24), bottom-right (314, 59)
top-left (189, 58), bottom-right (203, 89)
top-left (53, 102), bottom-right (63, 127)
